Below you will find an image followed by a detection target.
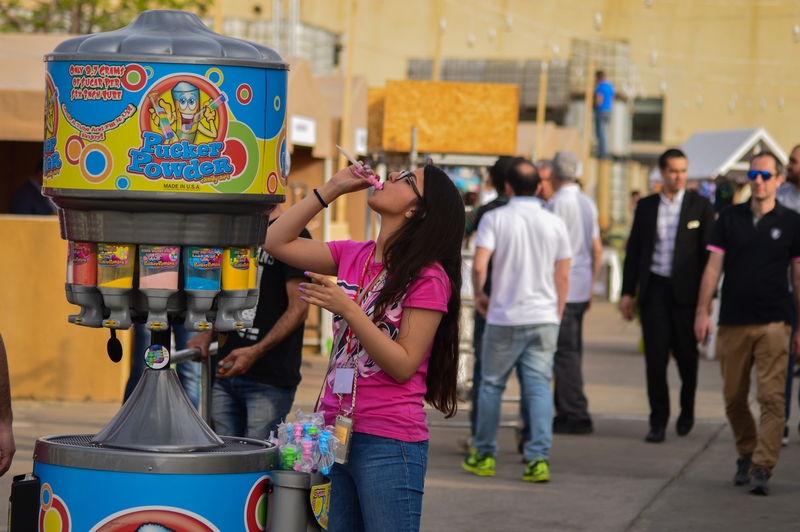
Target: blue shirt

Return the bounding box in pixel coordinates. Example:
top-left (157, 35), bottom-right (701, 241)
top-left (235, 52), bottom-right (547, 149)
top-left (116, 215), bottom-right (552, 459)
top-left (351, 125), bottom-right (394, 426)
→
top-left (595, 80), bottom-right (614, 112)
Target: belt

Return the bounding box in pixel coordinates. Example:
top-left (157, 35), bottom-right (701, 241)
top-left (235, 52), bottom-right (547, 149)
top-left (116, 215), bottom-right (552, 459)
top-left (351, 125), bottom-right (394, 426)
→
top-left (650, 273), bottom-right (673, 285)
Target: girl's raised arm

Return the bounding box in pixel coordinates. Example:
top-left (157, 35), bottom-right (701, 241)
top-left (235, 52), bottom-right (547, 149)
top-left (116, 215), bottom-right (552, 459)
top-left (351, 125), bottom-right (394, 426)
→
top-left (264, 166), bottom-right (372, 276)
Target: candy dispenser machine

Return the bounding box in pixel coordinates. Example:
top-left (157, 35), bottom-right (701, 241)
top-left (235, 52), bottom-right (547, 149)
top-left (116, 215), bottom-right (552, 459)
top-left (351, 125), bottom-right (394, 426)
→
top-left (7, 10), bottom-right (329, 532)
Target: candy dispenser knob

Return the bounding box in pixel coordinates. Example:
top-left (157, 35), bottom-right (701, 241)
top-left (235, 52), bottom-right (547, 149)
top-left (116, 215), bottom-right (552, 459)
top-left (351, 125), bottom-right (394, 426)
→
top-left (107, 329), bottom-right (123, 363)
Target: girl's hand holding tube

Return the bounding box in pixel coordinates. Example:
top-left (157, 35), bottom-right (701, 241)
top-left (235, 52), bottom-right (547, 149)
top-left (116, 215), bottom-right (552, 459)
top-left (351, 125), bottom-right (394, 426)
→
top-left (327, 164), bottom-right (376, 196)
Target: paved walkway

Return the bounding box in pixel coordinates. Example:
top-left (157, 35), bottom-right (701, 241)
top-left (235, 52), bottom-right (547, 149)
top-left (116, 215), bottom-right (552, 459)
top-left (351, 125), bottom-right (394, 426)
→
top-left (3, 301), bottom-right (800, 531)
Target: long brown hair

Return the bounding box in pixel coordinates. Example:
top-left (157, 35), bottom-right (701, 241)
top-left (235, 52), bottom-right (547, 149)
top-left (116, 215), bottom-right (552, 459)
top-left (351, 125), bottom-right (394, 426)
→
top-left (371, 164), bottom-right (464, 418)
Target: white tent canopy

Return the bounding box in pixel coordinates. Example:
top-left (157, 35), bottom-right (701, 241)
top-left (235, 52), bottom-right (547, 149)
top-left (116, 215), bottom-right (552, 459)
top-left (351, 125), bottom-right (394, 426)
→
top-left (682, 127), bottom-right (786, 180)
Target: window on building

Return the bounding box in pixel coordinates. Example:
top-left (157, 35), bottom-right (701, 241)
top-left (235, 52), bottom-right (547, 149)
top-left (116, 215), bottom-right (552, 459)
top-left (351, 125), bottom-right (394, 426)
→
top-left (631, 98), bottom-right (663, 142)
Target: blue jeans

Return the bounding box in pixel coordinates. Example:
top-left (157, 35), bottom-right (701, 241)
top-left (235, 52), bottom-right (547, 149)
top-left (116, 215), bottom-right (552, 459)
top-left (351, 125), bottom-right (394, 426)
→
top-left (471, 312), bottom-right (531, 441)
top-left (328, 433), bottom-right (428, 532)
top-left (594, 110), bottom-right (612, 159)
top-left (211, 376), bottom-right (296, 440)
top-left (475, 323), bottom-right (558, 462)
top-left (125, 323), bottom-right (201, 409)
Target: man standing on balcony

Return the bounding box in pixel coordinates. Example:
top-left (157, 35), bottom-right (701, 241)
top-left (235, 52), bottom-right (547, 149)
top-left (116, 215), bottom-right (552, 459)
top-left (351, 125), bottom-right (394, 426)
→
top-left (593, 70), bottom-right (614, 160)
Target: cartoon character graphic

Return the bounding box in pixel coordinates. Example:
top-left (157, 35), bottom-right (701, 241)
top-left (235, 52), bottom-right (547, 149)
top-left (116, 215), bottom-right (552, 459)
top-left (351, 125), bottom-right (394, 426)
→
top-left (136, 526), bottom-right (175, 532)
top-left (147, 81), bottom-right (221, 143)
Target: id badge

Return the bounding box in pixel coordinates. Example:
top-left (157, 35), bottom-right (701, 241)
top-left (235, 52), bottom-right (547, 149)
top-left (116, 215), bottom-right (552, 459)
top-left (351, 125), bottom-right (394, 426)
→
top-left (333, 368), bottom-right (355, 394)
top-left (334, 414), bottom-right (353, 464)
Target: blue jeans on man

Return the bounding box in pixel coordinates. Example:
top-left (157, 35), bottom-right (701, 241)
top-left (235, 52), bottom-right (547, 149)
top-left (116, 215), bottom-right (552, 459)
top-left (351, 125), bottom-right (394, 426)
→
top-left (328, 433), bottom-right (428, 532)
top-left (594, 110), bottom-right (612, 159)
top-left (470, 313), bottom-right (531, 444)
top-left (475, 323), bottom-right (559, 462)
top-left (125, 322), bottom-right (200, 409)
top-left (211, 376), bottom-right (296, 440)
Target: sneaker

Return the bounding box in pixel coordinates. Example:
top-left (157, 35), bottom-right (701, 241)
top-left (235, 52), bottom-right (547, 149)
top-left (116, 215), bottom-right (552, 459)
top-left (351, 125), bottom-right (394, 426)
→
top-left (462, 449), bottom-right (496, 477)
top-left (733, 456), bottom-right (752, 486)
top-left (522, 459), bottom-right (550, 483)
top-left (748, 467), bottom-right (770, 495)
top-left (782, 425), bottom-right (789, 447)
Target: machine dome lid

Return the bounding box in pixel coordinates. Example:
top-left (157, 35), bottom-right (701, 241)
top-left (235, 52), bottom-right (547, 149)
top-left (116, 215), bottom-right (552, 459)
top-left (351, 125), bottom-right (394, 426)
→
top-left (46, 10), bottom-right (288, 69)
top-left (92, 367), bottom-right (224, 452)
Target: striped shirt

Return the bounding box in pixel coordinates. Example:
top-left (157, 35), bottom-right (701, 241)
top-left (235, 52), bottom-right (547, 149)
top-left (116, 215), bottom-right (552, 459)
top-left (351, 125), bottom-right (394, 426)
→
top-left (650, 188), bottom-right (685, 278)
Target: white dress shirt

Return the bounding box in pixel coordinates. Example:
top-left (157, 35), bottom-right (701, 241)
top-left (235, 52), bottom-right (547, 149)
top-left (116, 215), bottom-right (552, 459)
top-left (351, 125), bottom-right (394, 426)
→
top-left (475, 197), bottom-right (572, 326)
top-left (650, 188), bottom-right (685, 278)
top-left (549, 183), bottom-right (601, 303)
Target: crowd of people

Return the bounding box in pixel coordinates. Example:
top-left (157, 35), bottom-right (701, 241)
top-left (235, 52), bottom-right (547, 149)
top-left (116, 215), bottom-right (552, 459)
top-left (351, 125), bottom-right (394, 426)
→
top-left (4, 141), bottom-right (800, 528)
top-left (461, 147), bottom-right (800, 502)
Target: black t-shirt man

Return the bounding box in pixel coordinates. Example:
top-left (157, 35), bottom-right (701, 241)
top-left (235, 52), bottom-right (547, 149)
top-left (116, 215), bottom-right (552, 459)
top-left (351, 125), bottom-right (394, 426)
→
top-left (216, 224), bottom-right (312, 387)
top-left (708, 200), bottom-right (800, 325)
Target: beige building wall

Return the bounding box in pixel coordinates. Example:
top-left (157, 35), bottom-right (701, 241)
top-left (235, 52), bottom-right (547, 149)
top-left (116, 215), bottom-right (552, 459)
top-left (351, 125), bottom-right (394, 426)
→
top-left (0, 217), bottom-right (131, 401)
top-left (225, 0), bottom-right (800, 150)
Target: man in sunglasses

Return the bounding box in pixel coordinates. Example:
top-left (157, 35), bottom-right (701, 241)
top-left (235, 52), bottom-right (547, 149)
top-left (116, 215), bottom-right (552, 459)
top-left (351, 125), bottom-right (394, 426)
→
top-left (695, 152), bottom-right (800, 496)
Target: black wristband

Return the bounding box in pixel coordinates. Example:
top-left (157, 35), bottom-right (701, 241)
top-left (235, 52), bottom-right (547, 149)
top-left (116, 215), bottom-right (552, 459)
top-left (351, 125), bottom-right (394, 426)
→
top-left (313, 188), bottom-right (328, 208)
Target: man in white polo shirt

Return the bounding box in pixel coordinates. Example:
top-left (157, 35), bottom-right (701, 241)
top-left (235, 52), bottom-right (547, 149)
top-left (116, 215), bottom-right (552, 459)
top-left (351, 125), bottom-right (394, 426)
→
top-left (463, 158), bottom-right (572, 483)
top-left (549, 151), bottom-right (603, 435)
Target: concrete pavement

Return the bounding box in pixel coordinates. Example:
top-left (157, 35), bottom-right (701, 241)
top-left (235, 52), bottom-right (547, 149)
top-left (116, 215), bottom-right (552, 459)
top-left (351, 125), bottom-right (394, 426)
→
top-left (3, 300), bottom-right (800, 531)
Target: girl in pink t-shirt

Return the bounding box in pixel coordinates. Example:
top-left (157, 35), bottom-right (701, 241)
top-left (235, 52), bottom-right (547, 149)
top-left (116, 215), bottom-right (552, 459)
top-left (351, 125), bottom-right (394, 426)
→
top-left (265, 163), bottom-right (464, 532)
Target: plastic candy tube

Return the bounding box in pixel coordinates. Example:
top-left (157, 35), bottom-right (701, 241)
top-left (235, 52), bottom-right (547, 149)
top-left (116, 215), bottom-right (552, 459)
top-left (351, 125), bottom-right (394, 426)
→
top-left (248, 247), bottom-right (258, 289)
top-left (336, 144), bottom-right (382, 189)
top-left (139, 245), bottom-right (180, 289)
top-left (71, 242), bottom-right (97, 286)
top-left (221, 247), bottom-right (250, 290)
top-left (97, 243), bottom-right (134, 288)
top-left (183, 247), bottom-right (222, 290)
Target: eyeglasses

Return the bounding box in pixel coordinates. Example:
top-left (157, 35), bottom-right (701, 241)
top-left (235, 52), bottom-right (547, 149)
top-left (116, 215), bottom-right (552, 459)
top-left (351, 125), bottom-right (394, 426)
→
top-left (747, 170), bottom-right (775, 181)
top-left (396, 170), bottom-right (424, 202)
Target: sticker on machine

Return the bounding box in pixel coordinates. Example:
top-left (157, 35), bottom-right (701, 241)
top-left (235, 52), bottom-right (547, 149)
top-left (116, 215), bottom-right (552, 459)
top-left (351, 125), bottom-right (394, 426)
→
top-left (89, 506), bottom-right (220, 532)
top-left (39, 483), bottom-right (72, 532)
top-left (244, 474), bottom-right (271, 531)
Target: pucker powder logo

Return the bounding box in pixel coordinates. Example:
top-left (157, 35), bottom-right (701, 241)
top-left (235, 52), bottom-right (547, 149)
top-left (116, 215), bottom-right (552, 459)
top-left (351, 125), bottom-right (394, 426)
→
top-left (126, 131), bottom-right (233, 186)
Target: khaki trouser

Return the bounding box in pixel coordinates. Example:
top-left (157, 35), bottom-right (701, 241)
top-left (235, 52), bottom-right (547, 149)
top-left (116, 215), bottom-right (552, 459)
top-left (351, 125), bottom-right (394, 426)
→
top-left (717, 322), bottom-right (791, 476)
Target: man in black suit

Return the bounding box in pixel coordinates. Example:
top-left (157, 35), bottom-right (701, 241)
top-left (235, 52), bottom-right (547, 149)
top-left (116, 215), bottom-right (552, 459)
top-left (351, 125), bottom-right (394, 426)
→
top-left (620, 149), bottom-right (715, 443)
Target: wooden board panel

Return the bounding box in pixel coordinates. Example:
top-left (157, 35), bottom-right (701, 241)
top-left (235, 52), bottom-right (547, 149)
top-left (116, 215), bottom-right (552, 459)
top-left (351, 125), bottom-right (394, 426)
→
top-left (381, 80), bottom-right (518, 155)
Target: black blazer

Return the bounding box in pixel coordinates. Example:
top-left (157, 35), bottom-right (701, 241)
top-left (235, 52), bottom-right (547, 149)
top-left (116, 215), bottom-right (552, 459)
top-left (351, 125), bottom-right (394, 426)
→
top-left (622, 190), bottom-right (715, 308)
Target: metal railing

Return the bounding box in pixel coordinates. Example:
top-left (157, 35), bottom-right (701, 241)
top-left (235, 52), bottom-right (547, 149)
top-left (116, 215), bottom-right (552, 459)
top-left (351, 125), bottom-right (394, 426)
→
top-left (170, 342), bottom-right (217, 425)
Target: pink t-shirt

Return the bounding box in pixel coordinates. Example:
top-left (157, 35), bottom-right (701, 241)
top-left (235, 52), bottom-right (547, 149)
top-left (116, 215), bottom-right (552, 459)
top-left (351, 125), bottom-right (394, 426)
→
top-left (320, 240), bottom-right (451, 442)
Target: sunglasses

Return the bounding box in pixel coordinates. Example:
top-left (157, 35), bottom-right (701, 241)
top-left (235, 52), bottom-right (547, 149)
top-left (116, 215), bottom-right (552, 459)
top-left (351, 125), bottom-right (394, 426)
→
top-left (396, 170), bottom-right (424, 202)
top-left (747, 170), bottom-right (775, 181)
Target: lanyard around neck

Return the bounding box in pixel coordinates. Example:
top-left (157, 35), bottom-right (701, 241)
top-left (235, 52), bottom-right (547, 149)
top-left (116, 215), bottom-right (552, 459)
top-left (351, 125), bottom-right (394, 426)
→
top-left (314, 244), bottom-right (387, 416)
top-left (342, 245), bottom-right (385, 361)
